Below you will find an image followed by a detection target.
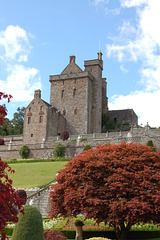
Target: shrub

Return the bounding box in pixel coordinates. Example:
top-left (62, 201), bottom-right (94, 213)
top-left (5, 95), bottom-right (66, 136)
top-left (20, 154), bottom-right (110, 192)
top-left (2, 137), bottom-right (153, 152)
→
top-left (53, 144), bottom-right (65, 158)
top-left (60, 130), bottom-right (69, 141)
top-left (0, 138), bottom-right (4, 145)
top-left (44, 229), bottom-right (66, 240)
top-left (147, 140), bottom-right (155, 151)
top-left (11, 205), bottom-right (45, 240)
top-left (16, 189), bottom-right (27, 205)
top-left (80, 138), bottom-right (87, 141)
top-left (86, 238), bottom-right (111, 240)
top-left (19, 145), bottom-right (30, 159)
top-left (83, 145), bottom-right (91, 151)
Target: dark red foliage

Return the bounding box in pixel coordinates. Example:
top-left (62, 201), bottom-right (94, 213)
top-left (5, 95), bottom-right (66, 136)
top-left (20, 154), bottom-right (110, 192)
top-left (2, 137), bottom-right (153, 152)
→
top-left (16, 189), bottom-right (27, 205)
top-left (0, 93), bottom-right (12, 125)
top-left (44, 229), bottom-right (67, 240)
top-left (0, 139), bottom-right (4, 145)
top-left (0, 159), bottom-right (24, 240)
top-left (60, 130), bottom-right (69, 141)
top-left (0, 92), bottom-right (23, 240)
top-left (49, 142), bottom-right (160, 240)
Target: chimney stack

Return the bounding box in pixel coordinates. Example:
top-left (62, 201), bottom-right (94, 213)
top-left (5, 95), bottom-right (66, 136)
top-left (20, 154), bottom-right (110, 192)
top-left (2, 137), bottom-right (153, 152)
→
top-left (34, 90), bottom-right (41, 99)
top-left (70, 55), bottom-right (76, 63)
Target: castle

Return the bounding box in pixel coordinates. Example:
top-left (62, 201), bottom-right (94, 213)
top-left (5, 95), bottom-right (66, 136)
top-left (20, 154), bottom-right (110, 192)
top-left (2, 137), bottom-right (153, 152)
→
top-left (23, 52), bottom-right (138, 144)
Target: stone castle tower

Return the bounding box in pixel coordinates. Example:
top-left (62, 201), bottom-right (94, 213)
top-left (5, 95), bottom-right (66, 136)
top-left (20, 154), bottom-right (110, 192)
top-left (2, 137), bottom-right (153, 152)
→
top-left (23, 52), bottom-right (137, 143)
top-left (49, 52), bottom-right (108, 135)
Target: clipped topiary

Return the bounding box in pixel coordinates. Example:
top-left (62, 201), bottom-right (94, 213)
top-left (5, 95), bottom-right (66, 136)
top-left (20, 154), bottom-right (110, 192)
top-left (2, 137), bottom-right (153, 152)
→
top-left (83, 145), bottom-right (91, 151)
top-left (53, 143), bottom-right (65, 158)
top-left (60, 130), bottom-right (69, 141)
top-left (19, 145), bottom-right (30, 159)
top-left (11, 205), bottom-right (45, 240)
top-left (44, 229), bottom-right (66, 240)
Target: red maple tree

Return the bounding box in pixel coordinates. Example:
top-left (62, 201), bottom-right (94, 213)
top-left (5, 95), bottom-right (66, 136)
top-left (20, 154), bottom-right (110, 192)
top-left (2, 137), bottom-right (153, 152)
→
top-left (0, 93), bottom-right (23, 240)
top-left (49, 142), bottom-right (160, 240)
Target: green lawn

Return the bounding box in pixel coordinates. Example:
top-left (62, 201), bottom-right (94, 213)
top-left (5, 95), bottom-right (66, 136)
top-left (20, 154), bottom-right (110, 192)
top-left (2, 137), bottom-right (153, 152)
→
top-left (7, 161), bottom-right (67, 189)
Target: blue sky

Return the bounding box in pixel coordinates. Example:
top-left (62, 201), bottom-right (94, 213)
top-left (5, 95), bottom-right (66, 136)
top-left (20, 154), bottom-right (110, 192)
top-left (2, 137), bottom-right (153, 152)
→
top-left (0, 0), bottom-right (160, 127)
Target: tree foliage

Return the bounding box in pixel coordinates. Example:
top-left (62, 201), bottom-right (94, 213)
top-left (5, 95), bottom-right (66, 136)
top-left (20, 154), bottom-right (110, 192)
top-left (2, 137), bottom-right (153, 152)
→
top-left (11, 107), bottom-right (25, 135)
top-left (0, 159), bottom-right (24, 239)
top-left (0, 107), bottom-right (25, 136)
top-left (60, 130), bottom-right (69, 141)
top-left (49, 142), bottom-right (160, 240)
top-left (0, 92), bottom-right (24, 240)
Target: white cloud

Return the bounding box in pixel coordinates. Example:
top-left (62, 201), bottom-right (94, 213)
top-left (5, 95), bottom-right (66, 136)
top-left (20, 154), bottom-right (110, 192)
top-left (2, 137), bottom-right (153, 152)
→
top-left (106, 0), bottom-right (160, 127)
top-left (120, 64), bottom-right (128, 73)
top-left (109, 90), bottom-right (160, 127)
top-left (0, 25), bottom-right (31, 62)
top-left (0, 25), bottom-right (41, 102)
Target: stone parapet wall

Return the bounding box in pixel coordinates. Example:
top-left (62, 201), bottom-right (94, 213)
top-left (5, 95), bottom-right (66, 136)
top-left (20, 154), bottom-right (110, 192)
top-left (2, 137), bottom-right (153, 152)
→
top-left (1, 129), bottom-right (160, 160)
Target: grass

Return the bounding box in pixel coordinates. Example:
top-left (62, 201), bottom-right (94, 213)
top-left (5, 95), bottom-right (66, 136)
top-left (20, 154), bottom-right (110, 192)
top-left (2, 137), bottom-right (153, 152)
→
top-left (7, 161), bottom-right (67, 189)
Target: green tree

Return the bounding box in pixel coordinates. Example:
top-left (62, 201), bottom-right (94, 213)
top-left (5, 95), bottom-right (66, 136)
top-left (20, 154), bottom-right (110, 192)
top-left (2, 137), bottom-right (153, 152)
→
top-left (0, 118), bottom-right (14, 136)
top-left (11, 107), bottom-right (25, 135)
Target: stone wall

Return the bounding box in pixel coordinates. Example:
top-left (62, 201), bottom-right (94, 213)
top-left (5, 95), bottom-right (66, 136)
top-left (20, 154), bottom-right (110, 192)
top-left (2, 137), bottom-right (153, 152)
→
top-left (1, 127), bottom-right (160, 160)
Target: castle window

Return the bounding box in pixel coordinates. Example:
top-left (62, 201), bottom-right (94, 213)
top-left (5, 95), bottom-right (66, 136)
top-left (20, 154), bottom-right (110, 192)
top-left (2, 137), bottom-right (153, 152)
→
top-left (31, 134), bottom-right (33, 137)
top-left (61, 90), bottom-right (64, 98)
top-left (40, 116), bottom-right (43, 123)
top-left (63, 109), bottom-right (66, 115)
top-left (40, 106), bottom-right (43, 111)
top-left (28, 117), bottom-right (31, 124)
top-left (29, 107), bottom-right (31, 112)
top-left (73, 88), bottom-right (76, 97)
top-left (74, 109), bottom-right (77, 115)
top-left (114, 117), bottom-right (117, 123)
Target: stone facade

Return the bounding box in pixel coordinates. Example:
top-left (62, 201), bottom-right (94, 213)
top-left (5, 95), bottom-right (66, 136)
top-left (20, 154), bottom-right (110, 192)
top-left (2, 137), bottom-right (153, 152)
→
top-left (19, 53), bottom-right (138, 144)
top-left (49, 53), bottom-right (106, 134)
top-left (23, 90), bottom-right (66, 144)
top-left (108, 109), bottom-right (138, 130)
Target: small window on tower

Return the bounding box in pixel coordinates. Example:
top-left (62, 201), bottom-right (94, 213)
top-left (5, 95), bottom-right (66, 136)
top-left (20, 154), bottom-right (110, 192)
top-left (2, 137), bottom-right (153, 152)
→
top-left (40, 116), bottom-right (43, 123)
top-left (40, 106), bottom-right (43, 111)
top-left (29, 107), bottom-right (31, 112)
top-left (73, 88), bottom-right (76, 97)
top-left (74, 109), bottom-right (77, 115)
top-left (61, 90), bottom-right (64, 98)
top-left (28, 117), bottom-right (31, 124)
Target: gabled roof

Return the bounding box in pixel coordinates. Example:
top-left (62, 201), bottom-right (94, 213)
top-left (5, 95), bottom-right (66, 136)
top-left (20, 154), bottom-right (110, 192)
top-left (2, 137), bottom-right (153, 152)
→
top-left (61, 62), bottom-right (83, 75)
